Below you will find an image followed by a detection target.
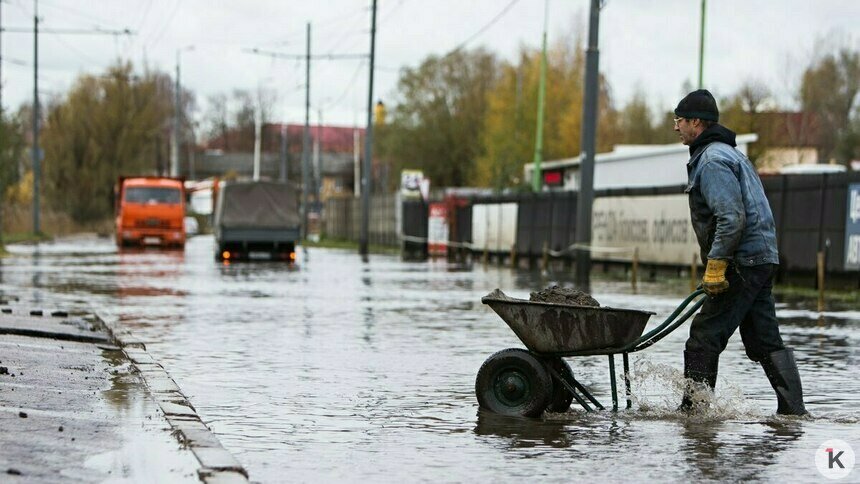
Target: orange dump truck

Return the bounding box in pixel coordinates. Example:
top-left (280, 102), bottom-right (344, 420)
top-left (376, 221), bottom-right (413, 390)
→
top-left (115, 176), bottom-right (186, 248)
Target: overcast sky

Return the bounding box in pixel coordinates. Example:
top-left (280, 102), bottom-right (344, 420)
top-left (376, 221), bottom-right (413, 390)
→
top-left (1, 0), bottom-right (857, 131)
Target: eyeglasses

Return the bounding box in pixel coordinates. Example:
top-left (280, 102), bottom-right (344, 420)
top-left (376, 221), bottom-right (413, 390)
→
top-left (673, 117), bottom-right (687, 127)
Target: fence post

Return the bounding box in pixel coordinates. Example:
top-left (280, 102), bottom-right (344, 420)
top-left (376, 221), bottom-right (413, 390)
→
top-left (631, 247), bottom-right (639, 293)
top-left (817, 251), bottom-right (825, 312)
top-left (482, 241), bottom-right (489, 269)
top-left (541, 241), bottom-right (549, 272)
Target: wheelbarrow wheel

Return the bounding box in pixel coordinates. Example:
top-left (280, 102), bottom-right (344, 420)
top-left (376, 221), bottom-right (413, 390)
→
top-left (475, 348), bottom-right (553, 417)
top-left (545, 357), bottom-right (574, 413)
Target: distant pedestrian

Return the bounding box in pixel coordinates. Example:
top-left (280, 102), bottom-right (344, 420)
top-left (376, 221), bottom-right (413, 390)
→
top-left (673, 89), bottom-right (807, 415)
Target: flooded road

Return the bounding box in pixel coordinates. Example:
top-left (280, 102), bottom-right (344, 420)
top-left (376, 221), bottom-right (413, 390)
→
top-left (2, 234), bottom-right (858, 482)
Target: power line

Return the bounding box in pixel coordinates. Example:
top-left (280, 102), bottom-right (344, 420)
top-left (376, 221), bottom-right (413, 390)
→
top-left (322, 59), bottom-right (366, 112)
top-left (244, 47), bottom-right (367, 61)
top-left (38, 0), bottom-right (115, 26)
top-left (135, 0), bottom-right (154, 35)
top-left (2, 26), bottom-right (133, 35)
top-left (47, 31), bottom-right (102, 65)
top-left (146, 0), bottom-right (180, 48)
top-left (448, 0), bottom-right (521, 54)
top-left (378, 0), bottom-right (408, 26)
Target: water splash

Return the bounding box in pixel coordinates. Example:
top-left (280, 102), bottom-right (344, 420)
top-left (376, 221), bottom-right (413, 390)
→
top-left (628, 357), bottom-right (764, 420)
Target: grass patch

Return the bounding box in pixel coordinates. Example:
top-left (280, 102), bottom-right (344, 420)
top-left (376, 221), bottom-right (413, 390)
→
top-left (1, 232), bottom-right (53, 244)
top-left (773, 284), bottom-right (860, 304)
top-left (301, 237), bottom-right (400, 255)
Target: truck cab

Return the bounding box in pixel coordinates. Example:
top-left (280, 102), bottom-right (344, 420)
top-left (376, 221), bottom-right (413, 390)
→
top-left (115, 177), bottom-right (186, 248)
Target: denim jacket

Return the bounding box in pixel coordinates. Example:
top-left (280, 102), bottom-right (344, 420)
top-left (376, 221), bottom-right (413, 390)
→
top-left (685, 141), bottom-right (779, 266)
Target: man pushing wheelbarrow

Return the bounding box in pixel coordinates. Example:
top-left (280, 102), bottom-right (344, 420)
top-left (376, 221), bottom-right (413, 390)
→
top-left (475, 92), bottom-right (808, 417)
top-left (672, 89), bottom-right (807, 415)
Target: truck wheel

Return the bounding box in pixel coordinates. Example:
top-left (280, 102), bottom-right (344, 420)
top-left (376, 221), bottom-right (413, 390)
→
top-left (545, 357), bottom-right (574, 413)
top-left (475, 348), bottom-right (552, 417)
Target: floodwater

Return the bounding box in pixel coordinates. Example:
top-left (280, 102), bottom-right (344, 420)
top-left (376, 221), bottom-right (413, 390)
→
top-left (2, 234), bottom-right (858, 482)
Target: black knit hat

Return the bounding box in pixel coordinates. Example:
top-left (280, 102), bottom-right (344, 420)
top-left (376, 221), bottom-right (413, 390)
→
top-left (674, 89), bottom-right (719, 122)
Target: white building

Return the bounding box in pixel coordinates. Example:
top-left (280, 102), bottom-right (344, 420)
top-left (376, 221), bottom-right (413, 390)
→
top-left (524, 134), bottom-right (758, 191)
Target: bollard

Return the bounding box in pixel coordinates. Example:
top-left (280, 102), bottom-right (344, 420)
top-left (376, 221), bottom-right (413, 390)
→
top-left (510, 243), bottom-right (517, 269)
top-left (541, 241), bottom-right (549, 273)
top-left (817, 251), bottom-right (825, 313)
top-left (690, 252), bottom-right (699, 293)
top-left (631, 247), bottom-right (639, 293)
top-left (483, 242), bottom-right (489, 269)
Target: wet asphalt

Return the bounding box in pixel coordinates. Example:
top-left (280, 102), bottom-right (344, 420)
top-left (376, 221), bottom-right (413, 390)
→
top-left (0, 302), bottom-right (246, 483)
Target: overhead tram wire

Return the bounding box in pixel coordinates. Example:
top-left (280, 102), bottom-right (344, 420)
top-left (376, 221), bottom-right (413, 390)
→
top-left (137, 0), bottom-right (154, 33)
top-left (379, 0), bottom-right (407, 25)
top-left (321, 59), bottom-right (366, 112)
top-left (2, 26), bottom-right (132, 35)
top-left (145, 0), bottom-right (180, 49)
top-left (38, 0), bottom-right (116, 26)
top-left (244, 47), bottom-right (367, 61)
top-left (446, 0), bottom-right (521, 55)
top-left (261, 7), bottom-right (369, 51)
top-left (47, 32), bottom-right (105, 65)
top-left (377, 0), bottom-right (522, 77)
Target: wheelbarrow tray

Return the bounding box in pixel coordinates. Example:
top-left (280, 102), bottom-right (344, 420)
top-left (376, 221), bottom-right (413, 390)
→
top-left (482, 289), bottom-right (655, 355)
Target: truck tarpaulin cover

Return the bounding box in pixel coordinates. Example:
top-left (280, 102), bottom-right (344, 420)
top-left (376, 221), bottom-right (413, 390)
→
top-left (218, 181), bottom-right (300, 229)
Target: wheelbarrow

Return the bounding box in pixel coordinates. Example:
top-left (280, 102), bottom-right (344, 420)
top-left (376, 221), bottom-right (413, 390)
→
top-left (475, 288), bottom-right (707, 417)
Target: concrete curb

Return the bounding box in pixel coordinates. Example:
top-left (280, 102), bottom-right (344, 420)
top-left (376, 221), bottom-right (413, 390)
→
top-left (95, 313), bottom-right (249, 483)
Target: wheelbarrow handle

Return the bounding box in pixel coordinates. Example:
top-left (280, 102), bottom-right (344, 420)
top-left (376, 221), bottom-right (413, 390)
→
top-left (626, 289), bottom-right (707, 352)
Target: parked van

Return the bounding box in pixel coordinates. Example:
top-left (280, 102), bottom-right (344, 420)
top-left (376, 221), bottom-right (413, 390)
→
top-left (115, 177), bottom-right (186, 248)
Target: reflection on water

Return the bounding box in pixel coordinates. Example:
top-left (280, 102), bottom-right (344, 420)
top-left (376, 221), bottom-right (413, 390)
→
top-left (0, 235), bottom-right (857, 482)
top-left (678, 420), bottom-right (805, 481)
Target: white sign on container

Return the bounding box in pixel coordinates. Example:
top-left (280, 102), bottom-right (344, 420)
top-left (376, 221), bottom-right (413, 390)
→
top-left (592, 194), bottom-right (699, 265)
top-left (472, 203), bottom-right (518, 252)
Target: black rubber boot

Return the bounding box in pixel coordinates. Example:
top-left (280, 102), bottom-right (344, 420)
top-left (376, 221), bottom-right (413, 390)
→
top-left (760, 348), bottom-right (808, 416)
top-left (679, 350), bottom-right (719, 412)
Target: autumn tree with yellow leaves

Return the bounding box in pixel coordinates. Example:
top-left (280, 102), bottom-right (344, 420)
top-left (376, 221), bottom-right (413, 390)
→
top-left (41, 62), bottom-right (191, 223)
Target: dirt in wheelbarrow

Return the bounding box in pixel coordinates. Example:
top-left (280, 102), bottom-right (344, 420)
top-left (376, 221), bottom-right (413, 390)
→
top-left (529, 285), bottom-right (600, 307)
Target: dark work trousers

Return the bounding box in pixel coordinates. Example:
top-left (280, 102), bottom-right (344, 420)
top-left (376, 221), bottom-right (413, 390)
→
top-left (685, 263), bottom-right (785, 361)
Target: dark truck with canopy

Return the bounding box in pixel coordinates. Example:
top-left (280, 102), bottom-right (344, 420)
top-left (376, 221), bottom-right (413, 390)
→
top-left (214, 180), bottom-right (301, 262)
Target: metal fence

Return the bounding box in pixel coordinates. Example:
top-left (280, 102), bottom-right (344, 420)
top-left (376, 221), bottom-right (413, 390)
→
top-left (761, 172), bottom-right (860, 273)
top-left (322, 172), bottom-right (860, 286)
top-left (323, 194), bottom-right (398, 247)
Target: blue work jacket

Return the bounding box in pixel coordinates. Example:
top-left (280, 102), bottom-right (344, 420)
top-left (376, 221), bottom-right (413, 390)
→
top-left (685, 141), bottom-right (779, 266)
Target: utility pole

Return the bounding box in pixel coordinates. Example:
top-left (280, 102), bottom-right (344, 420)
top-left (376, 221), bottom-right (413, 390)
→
top-left (531, 0), bottom-right (549, 193)
top-left (188, 124), bottom-right (196, 180)
top-left (172, 46), bottom-right (193, 177)
top-left (253, 98), bottom-right (262, 181)
top-left (359, 0), bottom-right (377, 258)
top-left (574, 0), bottom-right (602, 291)
top-left (280, 124), bottom-right (288, 183)
top-left (353, 128), bottom-right (360, 197)
top-left (11, 9), bottom-right (133, 234)
top-left (1, 1), bottom-right (4, 242)
top-left (31, 0), bottom-right (40, 234)
top-left (301, 22), bottom-right (311, 240)
top-left (243, 36), bottom-right (366, 241)
top-left (698, 0), bottom-right (706, 88)
top-left (315, 108), bottom-right (323, 204)
top-left (171, 51), bottom-right (180, 177)
top-left (1, 0), bottom-right (4, 114)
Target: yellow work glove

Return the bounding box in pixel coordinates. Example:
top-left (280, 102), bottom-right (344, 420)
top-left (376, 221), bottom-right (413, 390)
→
top-left (702, 259), bottom-right (729, 296)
